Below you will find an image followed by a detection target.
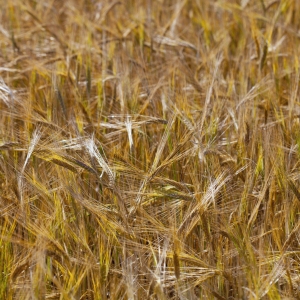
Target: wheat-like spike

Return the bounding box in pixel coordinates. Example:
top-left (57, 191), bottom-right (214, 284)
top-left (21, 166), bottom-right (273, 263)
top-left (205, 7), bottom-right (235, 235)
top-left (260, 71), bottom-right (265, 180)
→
top-left (84, 137), bottom-right (115, 186)
top-left (178, 170), bottom-right (232, 238)
top-left (0, 77), bottom-right (15, 106)
top-left (258, 258), bottom-right (286, 299)
top-left (125, 115), bottom-right (133, 151)
top-left (21, 128), bottom-right (42, 174)
top-left (198, 54), bottom-right (223, 135)
top-left (130, 113), bottom-right (176, 213)
top-left (18, 127), bottom-right (42, 208)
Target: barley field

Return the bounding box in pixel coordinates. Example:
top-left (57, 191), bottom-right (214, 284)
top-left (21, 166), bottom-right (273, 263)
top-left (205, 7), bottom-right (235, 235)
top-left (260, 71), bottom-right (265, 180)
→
top-left (0, 0), bottom-right (300, 299)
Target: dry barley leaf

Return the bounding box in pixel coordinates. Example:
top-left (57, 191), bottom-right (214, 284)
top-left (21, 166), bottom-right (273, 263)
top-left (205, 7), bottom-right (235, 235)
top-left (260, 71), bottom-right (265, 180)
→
top-left (34, 152), bottom-right (79, 173)
top-left (50, 158), bottom-right (77, 173)
top-left (64, 156), bottom-right (96, 174)
top-left (153, 35), bottom-right (197, 51)
top-left (0, 142), bottom-right (19, 149)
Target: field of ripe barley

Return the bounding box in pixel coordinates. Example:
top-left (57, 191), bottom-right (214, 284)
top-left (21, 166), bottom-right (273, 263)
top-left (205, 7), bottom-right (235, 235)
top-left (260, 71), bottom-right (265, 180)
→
top-left (0, 0), bottom-right (300, 299)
